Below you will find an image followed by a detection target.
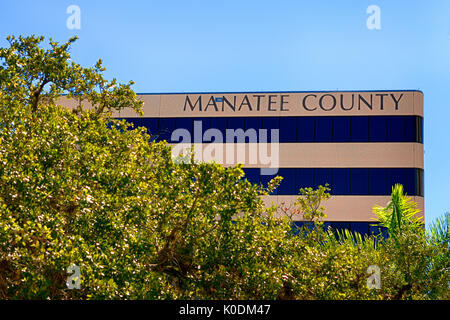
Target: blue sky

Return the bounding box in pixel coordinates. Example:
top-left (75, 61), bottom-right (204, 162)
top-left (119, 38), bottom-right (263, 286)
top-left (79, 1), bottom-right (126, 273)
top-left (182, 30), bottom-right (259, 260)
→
top-left (1, 0), bottom-right (449, 227)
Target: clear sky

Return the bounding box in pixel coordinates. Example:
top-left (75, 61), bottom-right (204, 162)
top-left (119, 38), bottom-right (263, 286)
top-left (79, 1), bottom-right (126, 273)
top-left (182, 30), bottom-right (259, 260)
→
top-left (1, 0), bottom-right (449, 227)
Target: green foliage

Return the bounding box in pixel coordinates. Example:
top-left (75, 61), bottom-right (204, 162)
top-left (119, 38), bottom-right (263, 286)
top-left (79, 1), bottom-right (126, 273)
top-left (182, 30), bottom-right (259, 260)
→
top-left (0, 35), bottom-right (448, 300)
top-left (372, 184), bottom-right (424, 239)
top-left (0, 35), bottom-right (143, 116)
top-left (293, 184), bottom-right (331, 240)
top-left (295, 184), bottom-right (331, 224)
top-left (428, 212), bottom-right (449, 247)
top-left (371, 185), bottom-right (449, 299)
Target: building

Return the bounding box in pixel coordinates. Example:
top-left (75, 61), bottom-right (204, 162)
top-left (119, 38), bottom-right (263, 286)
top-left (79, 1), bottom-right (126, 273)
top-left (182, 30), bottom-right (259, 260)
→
top-left (115, 90), bottom-right (424, 235)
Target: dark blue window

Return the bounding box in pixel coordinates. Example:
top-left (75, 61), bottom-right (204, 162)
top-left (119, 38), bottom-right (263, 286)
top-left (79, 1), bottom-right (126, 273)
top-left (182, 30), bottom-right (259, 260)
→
top-left (404, 168), bottom-right (416, 196)
top-left (369, 168), bottom-right (387, 195)
top-left (226, 118), bottom-right (248, 143)
top-left (333, 117), bottom-right (351, 142)
top-left (351, 116), bottom-right (368, 142)
top-left (387, 117), bottom-right (405, 142)
top-left (192, 117), bottom-right (210, 130)
top-left (277, 168), bottom-right (296, 195)
top-left (315, 117), bottom-right (332, 142)
top-left (314, 168), bottom-right (332, 189)
top-left (227, 117), bottom-right (245, 130)
top-left (280, 117), bottom-right (297, 143)
top-left (108, 118), bottom-right (124, 131)
top-left (126, 116), bottom-right (423, 143)
top-left (296, 168), bottom-right (314, 192)
top-left (291, 222), bottom-right (305, 235)
top-left (369, 224), bottom-right (388, 237)
top-left (240, 117), bottom-right (259, 143)
top-left (369, 116), bottom-right (387, 142)
top-left (192, 117), bottom-right (210, 143)
top-left (262, 117), bottom-right (279, 130)
top-left (351, 222), bottom-right (369, 236)
top-left (387, 168), bottom-right (405, 193)
top-left (141, 118), bottom-right (159, 135)
top-left (158, 118), bottom-right (176, 142)
top-left (245, 117), bottom-right (261, 131)
top-left (241, 167), bottom-right (422, 196)
top-left (126, 117), bottom-right (142, 129)
top-left (261, 173), bottom-right (278, 195)
top-left (243, 168), bottom-right (260, 185)
top-left (298, 117), bottom-right (315, 142)
top-left (330, 222), bottom-right (351, 233)
top-left (261, 117), bottom-right (279, 143)
top-left (323, 222), bottom-right (332, 232)
top-left (226, 117), bottom-right (245, 143)
top-left (122, 116), bottom-right (423, 143)
top-left (417, 117), bottom-right (423, 143)
top-left (404, 116), bottom-right (416, 142)
top-left (417, 169), bottom-right (424, 196)
top-left (332, 168), bottom-right (350, 195)
top-left (350, 169), bottom-right (369, 195)
top-left (175, 118), bottom-right (193, 134)
top-left (292, 221), bottom-right (314, 235)
top-left (209, 117), bottom-right (228, 138)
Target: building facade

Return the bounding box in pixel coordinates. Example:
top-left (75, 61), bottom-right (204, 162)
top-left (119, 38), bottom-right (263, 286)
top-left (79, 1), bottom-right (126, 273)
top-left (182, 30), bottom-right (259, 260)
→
top-left (115, 90), bottom-right (424, 235)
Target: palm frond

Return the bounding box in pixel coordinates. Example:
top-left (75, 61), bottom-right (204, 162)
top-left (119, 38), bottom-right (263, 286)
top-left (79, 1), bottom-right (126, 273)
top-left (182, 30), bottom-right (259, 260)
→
top-left (372, 184), bottom-right (423, 238)
top-left (428, 212), bottom-right (450, 247)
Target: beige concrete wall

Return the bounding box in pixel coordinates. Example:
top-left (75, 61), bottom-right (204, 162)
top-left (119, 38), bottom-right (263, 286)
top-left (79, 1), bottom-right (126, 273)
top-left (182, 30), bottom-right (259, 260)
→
top-left (263, 195), bottom-right (425, 222)
top-left (170, 143), bottom-right (424, 169)
top-left (58, 91), bottom-right (424, 118)
top-left (118, 91), bottom-right (423, 118)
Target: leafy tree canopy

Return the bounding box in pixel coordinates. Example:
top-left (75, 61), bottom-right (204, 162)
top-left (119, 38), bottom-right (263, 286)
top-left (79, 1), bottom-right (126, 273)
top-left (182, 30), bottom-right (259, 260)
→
top-left (0, 35), bottom-right (448, 300)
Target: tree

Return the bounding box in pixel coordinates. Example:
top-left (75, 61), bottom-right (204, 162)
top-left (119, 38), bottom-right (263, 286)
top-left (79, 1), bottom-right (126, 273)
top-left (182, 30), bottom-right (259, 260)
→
top-left (372, 185), bottom-right (449, 299)
top-left (0, 35), bottom-right (448, 300)
top-left (292, 184), bottom-right (331, 241)
top-left (0, 35), bottom-right (143, 117)
top-left (0, 35), bottom-right (288, 299)
top-left (372, 184), bottom-right (423, 240)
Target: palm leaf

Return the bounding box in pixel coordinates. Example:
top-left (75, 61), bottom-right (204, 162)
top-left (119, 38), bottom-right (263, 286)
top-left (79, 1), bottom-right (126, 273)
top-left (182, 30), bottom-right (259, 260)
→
top-left (372, 184), bottom-right (423, 239)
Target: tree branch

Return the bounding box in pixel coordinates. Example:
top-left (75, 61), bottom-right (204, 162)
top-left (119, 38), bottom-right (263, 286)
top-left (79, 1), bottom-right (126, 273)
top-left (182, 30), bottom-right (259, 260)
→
top-left (31, 77), bottom-right (49, 113)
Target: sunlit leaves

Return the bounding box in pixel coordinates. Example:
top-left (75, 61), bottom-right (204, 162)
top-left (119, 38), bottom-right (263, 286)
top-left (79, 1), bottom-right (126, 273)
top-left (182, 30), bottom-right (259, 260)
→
top-left (0, 35), bottom-right (448, 300)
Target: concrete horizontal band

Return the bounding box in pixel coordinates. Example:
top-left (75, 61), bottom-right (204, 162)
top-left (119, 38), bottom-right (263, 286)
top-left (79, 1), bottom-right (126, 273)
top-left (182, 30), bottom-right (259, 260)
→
top-left (116, 91), bottom-right (423, 118)
top-left (169, 142), bottom-right (424, 169)
top-left (262, 195), bottom-right (425, 222)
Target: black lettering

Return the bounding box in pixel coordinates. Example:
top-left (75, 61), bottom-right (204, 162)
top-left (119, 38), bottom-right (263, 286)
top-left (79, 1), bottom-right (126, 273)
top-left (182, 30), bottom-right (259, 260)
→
top-left (238, 95), bottom-right (252, 111)
top-left (184, 95), bottom-right (202, 111)
top-left (319, 94), bottom-right (336, 111)
top-left (340, 94), bottom-right (354, 111)
top-left (222, 96), bottom-right (236, 112)
top-left (302, 94), bottom-right (317, 111)
top-left (204, 96), bottom-right (218, 111)
top-left (390, 93), bottom-right (404, 110)
top-left (280, 95), bottom-right (289, 111)
top-left (358, 94), bottom-right (373, 110)
top-left (376, 93), bottom-right (388, 110)
top-left (268, 95), bottom-right (277, 111)
top-left (253, 95), bottom-right (265, 111)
